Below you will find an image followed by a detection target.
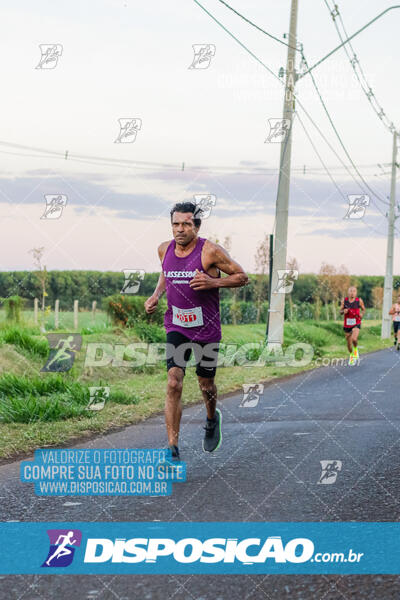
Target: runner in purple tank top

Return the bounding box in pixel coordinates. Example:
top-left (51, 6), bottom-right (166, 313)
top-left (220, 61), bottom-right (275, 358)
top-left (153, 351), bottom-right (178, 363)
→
top-left (145, 201), bottom-right (248, 460)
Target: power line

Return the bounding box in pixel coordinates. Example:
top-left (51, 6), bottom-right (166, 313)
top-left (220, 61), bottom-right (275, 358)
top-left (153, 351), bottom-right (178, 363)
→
top-left (0, 144), bottom-right (384, 177)
top-left (197, 0), bottom-right (390, 221)
top-left (1, 1), bottom-right (389, 196)
top-left (0, 140), bottom-right (288, 174)
top-left (297, 97), bottom-right (389, 213)
top-left (296, 109), bottom-right (392, 238)
top-left (299, 5), bottom-right (400, 79)
top-left (216, 0), bottom-right (299, 51)
top-left (324, 0), bottom-right (397, 135)
top-left (0, 0), bottom-right (393, 216)
top-left (299, 48), bottom-right (390, 209)
top-left (193, 0), bottom-right (282, 82)
top-left (295, 110), bottom-right (347, 202)
top-left (0, 140), bottom-right (180, 170)
top-left (193, 0), bottom-right (399, 234)
top-left (209, 0), bottom-right (390, 208)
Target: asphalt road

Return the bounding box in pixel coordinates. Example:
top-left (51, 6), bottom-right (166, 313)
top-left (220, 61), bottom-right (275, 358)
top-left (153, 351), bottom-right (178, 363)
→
top-left (1, 346), bottom-right (400, 599)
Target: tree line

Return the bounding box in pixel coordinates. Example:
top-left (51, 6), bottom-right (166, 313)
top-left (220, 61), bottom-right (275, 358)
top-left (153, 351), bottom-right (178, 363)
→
top-left (0, 269), bottom-right (398, 311)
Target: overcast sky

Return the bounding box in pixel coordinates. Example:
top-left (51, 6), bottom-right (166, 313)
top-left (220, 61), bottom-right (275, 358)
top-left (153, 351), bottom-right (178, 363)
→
top-left (0, 0), bottom-right (399, 275)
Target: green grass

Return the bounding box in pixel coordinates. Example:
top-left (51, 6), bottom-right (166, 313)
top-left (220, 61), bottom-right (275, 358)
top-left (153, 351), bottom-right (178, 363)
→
top-left (0, 309), bottom-right (111, 332)
top-left (0, 373), bottom-right (137, 424)
top-left (0, 394), bottom-right (89, 424)
top-left (0, 318), bottom-right (393, 459)
top-left (0, 374), bottom-right (88, 423)
top-left (0, 326), bottom-right (48, 358)
top-left (133, 320), bottom-right (166, 343)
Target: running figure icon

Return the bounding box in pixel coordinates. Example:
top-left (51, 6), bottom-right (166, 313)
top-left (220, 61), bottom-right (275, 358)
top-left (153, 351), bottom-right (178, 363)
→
top-left (45, 336), bottom-right (76, 370)
top-left (45, 531), bottom-right (77, 566)
top-left (41, 334), bottom-right (82, 372)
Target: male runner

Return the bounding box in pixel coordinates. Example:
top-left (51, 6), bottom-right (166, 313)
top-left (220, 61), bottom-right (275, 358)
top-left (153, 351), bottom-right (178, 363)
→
top-left (144, 201), bottom-right (248, 459)
top-left (389, 293), bottom-right (400, 350)
top-left (339, 286), bottom-right (365, 365)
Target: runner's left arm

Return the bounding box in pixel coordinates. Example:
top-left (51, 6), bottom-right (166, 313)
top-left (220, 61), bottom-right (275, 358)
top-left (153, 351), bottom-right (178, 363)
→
top-left (190, 244), bottom-right (248, 290)
top-left (359, 298), bottom-right (366, 318)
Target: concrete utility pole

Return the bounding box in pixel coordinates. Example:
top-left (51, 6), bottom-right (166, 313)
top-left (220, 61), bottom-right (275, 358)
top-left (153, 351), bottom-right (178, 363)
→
top-left (267, 0), bottom-right (298, 347)
top-left (381, 131), bottom-right (398, 338)
top-left (265, 233), bottom-right (274, 337)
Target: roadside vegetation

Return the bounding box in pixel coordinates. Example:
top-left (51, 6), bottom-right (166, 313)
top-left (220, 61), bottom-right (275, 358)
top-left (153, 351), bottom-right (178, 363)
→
top-left (0, 311), bottom-right (392, 460)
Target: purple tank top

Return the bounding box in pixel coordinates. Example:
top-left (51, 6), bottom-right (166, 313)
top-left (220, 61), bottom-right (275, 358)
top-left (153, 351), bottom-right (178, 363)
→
top-left (162, 237), bottom-right (221, 342)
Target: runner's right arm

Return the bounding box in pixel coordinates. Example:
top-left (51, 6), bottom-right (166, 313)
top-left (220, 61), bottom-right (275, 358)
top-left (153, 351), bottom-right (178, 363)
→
top-left (339, 299), bottom-right (348, 315)
top-left (389, 304), bottom-right (396, 315)
top-left (144, 242), bottom-right (168, 314)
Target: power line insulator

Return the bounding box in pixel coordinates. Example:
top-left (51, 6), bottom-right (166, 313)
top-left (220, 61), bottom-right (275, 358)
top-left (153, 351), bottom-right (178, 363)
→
top-left (331, 5), bottom-right (339, 19)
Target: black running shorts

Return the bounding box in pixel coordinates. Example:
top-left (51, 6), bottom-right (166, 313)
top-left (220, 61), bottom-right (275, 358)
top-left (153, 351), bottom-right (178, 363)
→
top-left (343, 323), bottom-right (361, 333)
top-left (166, 331), bottom-right (219, 378)
top-left (393, 321), bottom-right (400, 334)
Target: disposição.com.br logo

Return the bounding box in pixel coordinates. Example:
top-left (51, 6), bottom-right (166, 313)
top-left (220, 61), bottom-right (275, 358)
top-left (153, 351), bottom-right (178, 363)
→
top-left (41, 529), bottom-right (82, 568)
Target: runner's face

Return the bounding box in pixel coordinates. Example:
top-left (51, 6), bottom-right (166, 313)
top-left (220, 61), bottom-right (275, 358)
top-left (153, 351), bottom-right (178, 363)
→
top-left (348, 287), bottom-right (356, 299)
top-left (171, 212), bottom-right (198, 246)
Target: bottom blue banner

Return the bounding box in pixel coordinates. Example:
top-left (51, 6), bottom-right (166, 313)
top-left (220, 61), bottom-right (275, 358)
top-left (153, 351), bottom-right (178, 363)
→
top-left (0, 522), bottom-right (399, 574)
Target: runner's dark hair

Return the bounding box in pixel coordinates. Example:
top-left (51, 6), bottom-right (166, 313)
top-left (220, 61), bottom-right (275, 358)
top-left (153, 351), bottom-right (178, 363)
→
top-left (170, 202), bottom-right (201, 228)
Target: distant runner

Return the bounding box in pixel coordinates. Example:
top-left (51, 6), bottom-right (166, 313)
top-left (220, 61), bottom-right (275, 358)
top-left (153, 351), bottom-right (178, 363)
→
top-left (145, 201), bottom-right (248, 460)
top-left (389, 293), bottom-right (400, 351)
top-left (340, 286), bottom-right (365, 366)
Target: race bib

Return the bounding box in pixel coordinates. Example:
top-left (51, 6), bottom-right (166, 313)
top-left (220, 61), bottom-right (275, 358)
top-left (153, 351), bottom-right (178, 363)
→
top-left (345, 318), bottom-right (356, 327)
top-left (394, 315), bottom-right (400, 322)
top-left (172, 305), bottom-right (203, 328)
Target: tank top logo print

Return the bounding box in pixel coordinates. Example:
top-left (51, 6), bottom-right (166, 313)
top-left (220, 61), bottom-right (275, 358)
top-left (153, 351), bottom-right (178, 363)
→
top-left (164, 270), bottom-right (197, 284)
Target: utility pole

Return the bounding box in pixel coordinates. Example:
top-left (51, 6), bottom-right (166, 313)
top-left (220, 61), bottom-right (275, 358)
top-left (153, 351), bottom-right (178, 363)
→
top-left (266, 233), bottom-right (274, 337)
top-left (381, 131), bottom-right (398, 338)
top-left (267, 0), bottom-right (298, 347)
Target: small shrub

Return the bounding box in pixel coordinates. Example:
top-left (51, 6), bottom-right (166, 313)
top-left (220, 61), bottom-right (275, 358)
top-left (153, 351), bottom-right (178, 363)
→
top-left (81, 323), bottom-right (112, 334)
top-left (109, 389), bottom-right (140, 405)
top-left (315, 322), bottom-right (344, 336)
top-left (0, 373), bottom-right (85, 399)
top-left (0, 327), bottom-right (48, 358)
top-left (220, 301), bottom-right (232, 325)
top-left (132, 320), bottom-right (166, 343)
top-left (0, 296), bottom-right (25, 322)
top-left (366, 325), bottom-right (381, 336)
top-left (103, 295), bottom-right (165, 327)
top-left (0, 395), bottom-right (88, 423)
top-left (0, 373), bottom-right (93, 423)
top-left (238, 301), bottom-right (257, 324)
top-left (284, 323), bottom-right (327, 358)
